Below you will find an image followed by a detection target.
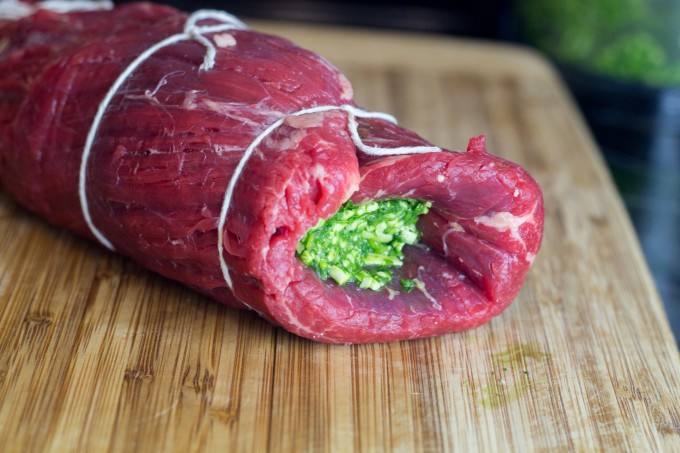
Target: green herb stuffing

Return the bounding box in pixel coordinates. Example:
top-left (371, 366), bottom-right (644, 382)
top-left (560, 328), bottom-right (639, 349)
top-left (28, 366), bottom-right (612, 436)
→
top-left (297, 199), bottom-right (431, 291)
top-left (400, 279), bottom-right (416, 292)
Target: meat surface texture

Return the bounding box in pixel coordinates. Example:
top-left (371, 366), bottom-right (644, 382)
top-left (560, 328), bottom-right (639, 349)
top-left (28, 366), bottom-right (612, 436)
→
top-left (0, 2), bottom-right (544, 343)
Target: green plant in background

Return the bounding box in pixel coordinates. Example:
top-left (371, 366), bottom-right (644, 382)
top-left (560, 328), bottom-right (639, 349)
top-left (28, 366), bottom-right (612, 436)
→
top-left (517, 0), bottom-right (680, 87)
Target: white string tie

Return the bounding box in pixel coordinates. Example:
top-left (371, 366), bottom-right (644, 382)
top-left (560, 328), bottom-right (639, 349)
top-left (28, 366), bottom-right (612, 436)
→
top-left (217, 103), bottom-right (442, 290)
top-left (78, 10), bottom-right (246, 250)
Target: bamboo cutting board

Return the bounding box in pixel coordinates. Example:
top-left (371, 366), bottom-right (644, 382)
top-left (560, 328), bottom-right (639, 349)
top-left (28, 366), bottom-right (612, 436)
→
top-left (1, 21), bottom-right (680, 452)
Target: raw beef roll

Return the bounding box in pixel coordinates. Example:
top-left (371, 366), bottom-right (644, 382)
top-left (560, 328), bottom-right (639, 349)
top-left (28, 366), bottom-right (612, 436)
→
top-left (0, 2), bottom-right (544, 343)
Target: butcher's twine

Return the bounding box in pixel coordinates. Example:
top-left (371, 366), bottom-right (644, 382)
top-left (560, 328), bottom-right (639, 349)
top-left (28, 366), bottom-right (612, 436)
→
top-left (77, 9), bottom-right (246, 250)
top-left (15, 4), bottom-right (442, 290)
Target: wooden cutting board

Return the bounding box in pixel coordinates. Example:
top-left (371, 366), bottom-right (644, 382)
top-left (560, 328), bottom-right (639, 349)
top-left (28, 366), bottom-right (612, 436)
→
top-left (1, 21), bottom-right (679, 452)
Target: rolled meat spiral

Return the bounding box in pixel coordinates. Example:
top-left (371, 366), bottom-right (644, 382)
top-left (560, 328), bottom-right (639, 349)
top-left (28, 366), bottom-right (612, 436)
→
top-left (0, 2), bottom-right (544, 343)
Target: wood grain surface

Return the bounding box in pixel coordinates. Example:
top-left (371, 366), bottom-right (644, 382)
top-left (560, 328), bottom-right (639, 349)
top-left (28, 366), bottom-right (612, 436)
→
top-left (1, 21), bottom-right (680, 452)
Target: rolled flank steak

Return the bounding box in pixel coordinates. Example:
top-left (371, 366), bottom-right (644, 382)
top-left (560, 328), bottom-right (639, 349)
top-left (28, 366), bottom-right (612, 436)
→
top-left (0, 1), bottom-right (544, 343)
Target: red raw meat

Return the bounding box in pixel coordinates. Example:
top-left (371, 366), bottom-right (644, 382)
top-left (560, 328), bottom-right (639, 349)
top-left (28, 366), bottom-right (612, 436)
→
top-left (0, 2), bottom-right (544, 343)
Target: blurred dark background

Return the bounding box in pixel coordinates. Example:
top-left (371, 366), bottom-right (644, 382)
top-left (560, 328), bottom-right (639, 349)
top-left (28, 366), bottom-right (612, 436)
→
top-left (118, 0), bottom-right (680, 342)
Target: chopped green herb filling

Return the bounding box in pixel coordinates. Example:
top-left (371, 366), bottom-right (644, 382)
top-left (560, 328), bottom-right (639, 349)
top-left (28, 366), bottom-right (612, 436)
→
top-left (297, 198), bottom-right (431, 291)
top-left (400, 279), bottom-right (416, 292)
